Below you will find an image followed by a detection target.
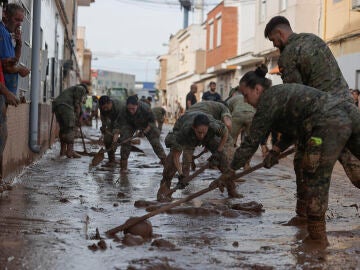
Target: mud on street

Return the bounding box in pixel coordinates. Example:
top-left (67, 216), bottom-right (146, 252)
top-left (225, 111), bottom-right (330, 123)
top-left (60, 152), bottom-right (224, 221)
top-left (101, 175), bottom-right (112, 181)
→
top-left (0, 124), bottom-right (359, 270)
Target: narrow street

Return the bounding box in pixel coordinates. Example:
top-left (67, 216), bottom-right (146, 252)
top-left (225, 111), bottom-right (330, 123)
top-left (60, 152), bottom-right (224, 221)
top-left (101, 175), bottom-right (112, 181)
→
top-left (0, 123), bottom-right (359, 270)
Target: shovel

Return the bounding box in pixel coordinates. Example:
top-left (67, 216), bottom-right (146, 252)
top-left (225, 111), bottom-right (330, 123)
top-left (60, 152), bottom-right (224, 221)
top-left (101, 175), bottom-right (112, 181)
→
top-left (105, 147), bottom-right (295, 236)
top-left (165, 163), bottom-right (209, 196)
top-left (91, 134), bottom-right (142, 167)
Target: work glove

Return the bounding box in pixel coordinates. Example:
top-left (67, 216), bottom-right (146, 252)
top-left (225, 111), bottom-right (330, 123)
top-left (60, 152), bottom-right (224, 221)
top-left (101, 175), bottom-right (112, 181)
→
top-left (208, 150), bottom-right (222, 167)
top-left (209, 169), bottom-right (235, 193)
top-left (175, 174), bottom-right (189, 190)
top-left (263, 149), bottom-right (280, 169)
top-left (100, 126), bottom-right (106, 134)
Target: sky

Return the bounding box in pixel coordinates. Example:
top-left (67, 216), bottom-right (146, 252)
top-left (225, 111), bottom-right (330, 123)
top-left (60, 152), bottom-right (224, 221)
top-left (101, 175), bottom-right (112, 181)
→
top-left (78, 0), bottom-right (219, 82)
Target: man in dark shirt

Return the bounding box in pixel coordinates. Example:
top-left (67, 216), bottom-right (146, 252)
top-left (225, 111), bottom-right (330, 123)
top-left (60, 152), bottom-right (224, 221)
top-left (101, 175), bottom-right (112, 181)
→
top-left (186, 84), bottom-right (197, 109)
top-left (202, 81), bottom-right (222, 102)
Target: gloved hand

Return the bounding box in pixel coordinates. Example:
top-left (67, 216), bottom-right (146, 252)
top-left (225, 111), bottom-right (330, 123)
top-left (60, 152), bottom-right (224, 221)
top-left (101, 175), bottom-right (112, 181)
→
top-left (208, 150), bottom-right (222, 167)
top-left (100, 126), bottom-right (106, 134)
top-left (209, 169), bottom-right (235, 192)
top-left (263, 149), bottom-right (280, 169)
top-left (175, 174), bottom-right (188, 189)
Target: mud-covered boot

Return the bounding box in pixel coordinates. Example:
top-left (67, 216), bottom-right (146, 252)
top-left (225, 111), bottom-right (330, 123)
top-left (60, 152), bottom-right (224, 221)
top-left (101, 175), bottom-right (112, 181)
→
top-left (60, 142), bottom-right (67, 156)
top-left (283, 199), bottom-right (307, 226)
top-left (226, 180), bottom-right (243, 198)
top-left (103, 151), bottom-right (117, 167)
top-left (120, 159), bottom-right (128, 173)
top-left (0, 178), bottom-right (9, 192)
top-left (303, 219), bottom-right (329, 247)
top-left (156, 181), bottom-right (172, 202)
top-left (66, 144), bottom-right (81, 158)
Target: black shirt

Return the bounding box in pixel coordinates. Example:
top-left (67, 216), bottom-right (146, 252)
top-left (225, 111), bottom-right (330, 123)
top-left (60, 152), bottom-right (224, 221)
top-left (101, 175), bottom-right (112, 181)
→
top-left (186, 91), bottom-right (197, 109)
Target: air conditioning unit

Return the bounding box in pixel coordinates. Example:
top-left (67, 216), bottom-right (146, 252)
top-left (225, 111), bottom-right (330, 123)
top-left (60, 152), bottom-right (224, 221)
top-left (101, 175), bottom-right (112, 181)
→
top-left (352, 0), bottom-right (360, 10)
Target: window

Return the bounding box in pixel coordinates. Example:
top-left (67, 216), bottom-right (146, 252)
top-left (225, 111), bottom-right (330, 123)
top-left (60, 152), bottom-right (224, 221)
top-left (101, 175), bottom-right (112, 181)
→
top-left (209, 22), bottom-right (214, 50)
top-left (216, 17), bottom-right (222, 47)
top-left (280, 0), bottom-right (287, 11)
top-left (259, 0), bottom-right (266, 23)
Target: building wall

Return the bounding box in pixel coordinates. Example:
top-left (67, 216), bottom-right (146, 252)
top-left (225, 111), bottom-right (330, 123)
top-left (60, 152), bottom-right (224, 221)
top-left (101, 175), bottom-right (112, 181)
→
top-left (92, 69), bottom-right (135, 96)
top-left (206, 4), bottom-right (238, 69)
top-left (2, 104), bottom-right (55, 179)
top-left (323, 0), bottom-right (360, 88)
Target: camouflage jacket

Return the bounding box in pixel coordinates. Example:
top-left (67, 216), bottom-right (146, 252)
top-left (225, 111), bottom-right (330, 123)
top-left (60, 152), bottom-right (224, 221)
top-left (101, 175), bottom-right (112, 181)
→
top-left (231, 83), bottom-right (342, 170)
top-left (152, 107), bottom-right (166, 120)
top-left (278, 33), bottom-right (352, 103)
top-left (227, 94), bottom-right (255, 115)
top-left (120, 101), bottom-right (155, 130)
top-left (53, 85), bottom-right (87, 111)
top-left (166, 112), bottom-right (226, 151)
top-left (100, 99), bottom-right (125, 132)
top-left (187, 101), bottom-right (231, 121)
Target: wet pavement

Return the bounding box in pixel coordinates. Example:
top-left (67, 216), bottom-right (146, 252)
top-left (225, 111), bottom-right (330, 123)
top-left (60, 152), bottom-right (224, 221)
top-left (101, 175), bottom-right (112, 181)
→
top-left (0, 123), bottom-right (359, 270)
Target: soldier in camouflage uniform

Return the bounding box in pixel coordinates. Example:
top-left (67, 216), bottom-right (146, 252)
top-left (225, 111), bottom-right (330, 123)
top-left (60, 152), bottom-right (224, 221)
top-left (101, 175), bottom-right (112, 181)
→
top-left (98, 95), bottom-right (125, 166)
top-left (118, 96), bottom-right (166, 173)
top-left (157, 113), bottom-right (240, 202)
top-left (151, 106), bottom-right (166, 132)
top-left (52, 84), bottom-right (88, 158)
top-left (264, 16), bottom-right (360, 225)
top-left (226, 87), bottom-right (256, 169)
top-left (213, 66), bottom-right (360, 246)
top-left (185, 101), bottom-right (234, 175)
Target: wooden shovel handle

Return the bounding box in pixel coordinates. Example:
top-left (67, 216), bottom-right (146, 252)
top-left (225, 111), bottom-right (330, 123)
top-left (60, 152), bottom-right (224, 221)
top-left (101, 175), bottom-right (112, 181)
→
top-left (105, 147), bottom-right (295, 236)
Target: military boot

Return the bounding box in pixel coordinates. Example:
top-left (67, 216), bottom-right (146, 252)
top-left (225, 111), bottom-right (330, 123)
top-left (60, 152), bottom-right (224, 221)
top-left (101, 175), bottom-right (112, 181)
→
top-left (226, 180), bottom-right (243, 198)
top-left (60, 142), bottom-right (67, 156)
top-left (303, 219), bottom-right (329, 247)
top-left (156, 181), bottom-right (172, 202)
top-left (120, 159), bottom-right (128, 173)
top-left (103, 151), bottom-right (116, 167)
top-left (66, 144), bottom-right (81, 158)
top-left (283, 199), bottom-right (307, 226)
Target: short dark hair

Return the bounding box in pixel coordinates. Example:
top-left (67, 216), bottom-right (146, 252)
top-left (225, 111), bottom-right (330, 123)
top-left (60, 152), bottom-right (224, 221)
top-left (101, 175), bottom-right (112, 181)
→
top-left (209, 81), bottom-right (216, 86)
top-left (99, 95), bottom-right (111, 106)
top-left (126, 95), bottom-right (138, 105)
top-left (264, 16), bottom-right (290, 38)
top-left (147, 96), bottom-right (152, 102)
top-left (193, 114), bottom-right (210, 127)
top-left (352, 89), bottom-right (360, 95)
top-left (4, 3), bottom-right (24, 18)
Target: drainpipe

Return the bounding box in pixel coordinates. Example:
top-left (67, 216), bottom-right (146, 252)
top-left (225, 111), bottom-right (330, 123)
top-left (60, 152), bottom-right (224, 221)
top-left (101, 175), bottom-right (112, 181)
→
top-left (29, 0), bottom-right (41, 153)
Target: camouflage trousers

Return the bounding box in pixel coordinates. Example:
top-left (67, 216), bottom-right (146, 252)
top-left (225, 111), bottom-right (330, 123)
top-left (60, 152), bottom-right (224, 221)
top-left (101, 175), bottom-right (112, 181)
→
top-left (231, 111), bottom-right (254, 146)
top-left (54, 105), bottom-right (76, 143)
top-left (161, 144), bottom-right (229, 187)
top-left (120, 123), bottom-right (166, 162)
top-left (296, 105), bottom-right (360, 221)
top-left (182, 136), bottom-right (234, 177)
top-left (103, 129), bottom-right (116, 159)
top-left (155, 117), bottom-right (165, 132)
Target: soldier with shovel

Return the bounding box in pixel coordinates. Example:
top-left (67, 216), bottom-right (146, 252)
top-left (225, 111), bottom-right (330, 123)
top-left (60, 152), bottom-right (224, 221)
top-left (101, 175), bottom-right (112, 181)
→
top-left (98, 95), bottom-right (125, 167)
top-left (157, 112), bottom-right (241, 202)
top-left (52, 84), bottom-right (88, 158)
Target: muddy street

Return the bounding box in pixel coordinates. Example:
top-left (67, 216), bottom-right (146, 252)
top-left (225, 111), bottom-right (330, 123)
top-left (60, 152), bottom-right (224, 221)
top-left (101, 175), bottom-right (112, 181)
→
top-left (0, 124), bottom-right (359, 270)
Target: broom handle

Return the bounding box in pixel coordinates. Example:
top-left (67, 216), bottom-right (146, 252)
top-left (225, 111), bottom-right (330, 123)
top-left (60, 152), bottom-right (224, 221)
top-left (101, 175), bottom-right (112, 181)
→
top-left (105, 147), bottom-right (295, 236)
